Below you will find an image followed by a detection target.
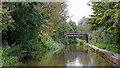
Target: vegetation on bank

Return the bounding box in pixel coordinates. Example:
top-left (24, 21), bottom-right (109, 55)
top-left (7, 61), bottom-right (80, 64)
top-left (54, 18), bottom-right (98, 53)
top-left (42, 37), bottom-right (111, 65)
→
top-left (89, 42), bottom-right (120, 53)
top-left (87, 2), bottom-right (120, 46)
top-left (76, 38), bottom-right (86, 45)
top-left (77, 38), bottom-right (120, 54)
top-left (77, 2), bottom-right (120, 54)
top-left (1, 1), bottom-right (120, 67)
top-left (1, 2), bottom-right (77, 66)
top-left (77, 37), bottom-right (120, 53)
top-left (87, 2), bottom-right (120, 54)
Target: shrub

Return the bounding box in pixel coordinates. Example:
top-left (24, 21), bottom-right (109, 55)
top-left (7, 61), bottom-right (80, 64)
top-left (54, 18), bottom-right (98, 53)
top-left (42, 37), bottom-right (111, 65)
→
top-left (88, 48), bottom-right (92, 50)
top-left (110, 53), bottom-right (114, 56)
top-left (2, 44), bottom-right (22, 66)
top-left (80, 40), bottom-right (86, 44)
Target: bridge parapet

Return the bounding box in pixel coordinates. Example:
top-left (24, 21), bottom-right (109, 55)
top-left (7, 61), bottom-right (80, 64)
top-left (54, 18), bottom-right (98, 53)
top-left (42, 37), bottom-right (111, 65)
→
top-left (66, 33), bottom-right (87, 35)
top-left (66, 33), bottom-right (88, 43)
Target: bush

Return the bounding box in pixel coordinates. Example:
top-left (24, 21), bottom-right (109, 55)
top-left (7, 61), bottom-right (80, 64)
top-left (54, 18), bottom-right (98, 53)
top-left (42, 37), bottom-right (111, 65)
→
top-left (77, 39), bottom-right (86, 44)
top-left (2, 44), bottom-right (22, 66)
top-left (88, 48), bottom-right (92, 50)
top-left (44, 40), bottom-right (64, 51)
top-left (91, 28), bottom-right (114, 45)
top-left (110, 53), bottom-right (114, 56)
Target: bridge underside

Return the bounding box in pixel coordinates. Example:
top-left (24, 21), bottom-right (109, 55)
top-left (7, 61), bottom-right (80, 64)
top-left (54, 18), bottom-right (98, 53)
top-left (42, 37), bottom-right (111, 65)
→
top-left (66, 33), bottom-right (88, 43)
top-left (67, 35), bottom-right (87, 37)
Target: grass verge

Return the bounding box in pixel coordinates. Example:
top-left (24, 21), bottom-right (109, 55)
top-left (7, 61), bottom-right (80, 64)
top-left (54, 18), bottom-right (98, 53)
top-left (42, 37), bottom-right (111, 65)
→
top-left (89, 42), bottom-right (120, 53)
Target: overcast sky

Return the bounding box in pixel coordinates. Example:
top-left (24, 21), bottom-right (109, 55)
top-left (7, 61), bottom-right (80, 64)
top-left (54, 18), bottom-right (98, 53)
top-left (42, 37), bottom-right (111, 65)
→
top-left (66, 0), bottom-right (93, 25)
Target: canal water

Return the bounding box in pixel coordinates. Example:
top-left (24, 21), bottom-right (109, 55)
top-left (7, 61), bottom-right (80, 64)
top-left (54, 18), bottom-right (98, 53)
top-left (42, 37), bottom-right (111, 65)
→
top-left (17, 44), bottom-right (112, 66)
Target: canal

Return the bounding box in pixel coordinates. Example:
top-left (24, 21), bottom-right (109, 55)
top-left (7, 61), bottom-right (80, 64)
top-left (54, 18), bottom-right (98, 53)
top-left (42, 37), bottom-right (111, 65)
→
top-left (16, 44), bottom-right (112, 66)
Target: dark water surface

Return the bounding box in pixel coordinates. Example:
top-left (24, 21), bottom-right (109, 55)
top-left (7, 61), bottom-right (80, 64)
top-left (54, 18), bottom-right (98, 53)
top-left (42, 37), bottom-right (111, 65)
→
top-left (17, 45), bottom-right (112, 66)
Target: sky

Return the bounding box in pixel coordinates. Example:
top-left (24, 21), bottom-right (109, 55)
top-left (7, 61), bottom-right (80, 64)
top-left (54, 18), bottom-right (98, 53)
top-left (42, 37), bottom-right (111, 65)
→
top-left (66, 0), bottom-right (93, 25)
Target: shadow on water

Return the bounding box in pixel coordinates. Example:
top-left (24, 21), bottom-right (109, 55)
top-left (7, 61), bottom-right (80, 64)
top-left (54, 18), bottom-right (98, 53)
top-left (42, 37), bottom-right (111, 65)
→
top-left (15, 44), bottom-right (112, 66)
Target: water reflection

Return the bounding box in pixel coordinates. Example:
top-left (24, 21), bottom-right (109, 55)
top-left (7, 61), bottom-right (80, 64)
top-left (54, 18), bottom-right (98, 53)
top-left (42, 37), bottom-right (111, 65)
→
top-left (18, 45), bottom-right (112, 66)
top-left (67, 57), bottom-right (83, 66)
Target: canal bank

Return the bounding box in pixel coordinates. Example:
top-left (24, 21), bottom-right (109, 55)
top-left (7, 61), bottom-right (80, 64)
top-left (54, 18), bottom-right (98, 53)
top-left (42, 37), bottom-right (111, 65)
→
top-left (11, 42), bottom-right (65, 66)
top-left (86, 43), bottom-right (120, 66)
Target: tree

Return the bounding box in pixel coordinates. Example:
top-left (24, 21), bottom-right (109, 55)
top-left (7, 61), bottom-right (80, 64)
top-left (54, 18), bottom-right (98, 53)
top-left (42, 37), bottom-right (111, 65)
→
top-left (78, 16), bottom-right (88, 25)
top-left (68, 20), bottom-right (77, 32)
top-left (36, 2), bottom-right (68, 40)
top-left (87, 1), bottom-right (120, 45)
top-left (2, 2), bottom-right (49, 54)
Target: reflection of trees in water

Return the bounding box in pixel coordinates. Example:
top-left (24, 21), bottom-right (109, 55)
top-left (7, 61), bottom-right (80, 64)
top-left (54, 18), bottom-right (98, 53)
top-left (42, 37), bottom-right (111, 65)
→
top-left (40, 50), bottom-right (68, 66)
top-left (66, 45), bottom-right (111, 66)
top-left (67, 50), bottom-right (88, 57)
top-left (66, 49), bottom-right (89, 66)
top-left (66, 45), bottom-right (89, 66)
top-left (77, 52), bottom-right (111, 66)
top-left (66, 45), bottom-right (88, 57)
top-left (88, 53), bottom-right (111, 66)
top-left (26, 45), bottom-right (111, 66)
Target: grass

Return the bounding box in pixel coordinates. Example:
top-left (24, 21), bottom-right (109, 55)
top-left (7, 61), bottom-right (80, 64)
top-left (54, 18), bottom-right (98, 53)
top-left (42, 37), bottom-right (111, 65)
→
top-left (89, 42), bottom-right (120, 53)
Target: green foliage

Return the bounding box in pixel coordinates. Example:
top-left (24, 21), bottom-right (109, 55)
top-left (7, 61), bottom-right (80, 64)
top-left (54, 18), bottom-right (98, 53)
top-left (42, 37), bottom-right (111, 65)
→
top-left (66, 21), bottom-right (78, 44)
top-left (77, 22), bottom-right (91, 33)
top-left (110, 53), bottom-right (114, 56)
top-left (77, 38), bottom-right (86, 45)
top-left (96, 49), bottom-right (99, 51)
top-left (37, 2), bottom-right (73, 45)
top-left (91, 28), bottom-right (112, 44)
top-left (78, 16), bottom-right (88, 25)
top-left (36, 2), bottom-right (68, 22)
top-left (53, 22), bottom-right (71, 43)
top-left (44, 40), bottom-right (64, 51)
top-left (87, 1), bottom-right (120, 47)
top-left (2, 2), bottom-right (71, 66)
top-left (2, 2), bottom-right (48, 65)
top-left (2, 42), bottom-right (23, 66)
top-left (90, 42), bottom-right (120, 53)
top-left (68, 20), bottom-right (77, 31)
top-left (88, 48), bottom-right (92, 50)
top-left (77, 16), bottom-right (91, 34)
